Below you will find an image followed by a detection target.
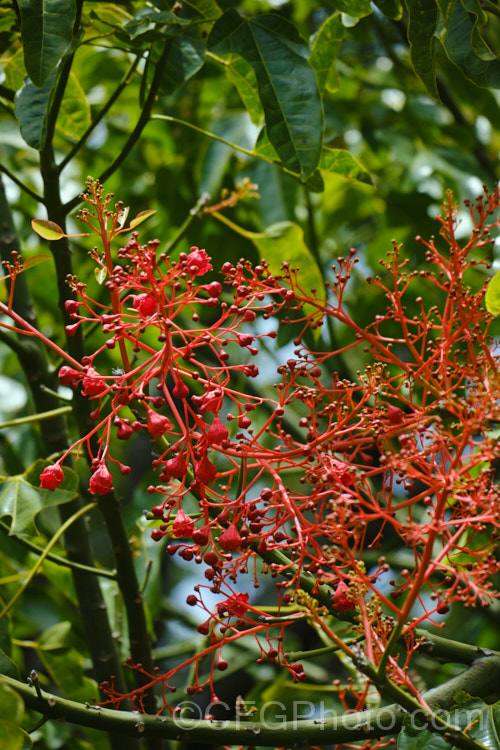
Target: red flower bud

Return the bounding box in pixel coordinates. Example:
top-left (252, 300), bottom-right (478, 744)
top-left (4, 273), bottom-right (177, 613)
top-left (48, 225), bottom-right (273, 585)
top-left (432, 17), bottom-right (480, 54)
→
top-left (133, 293), bottom-right (156, 318)
top-left (332, 581), bottom-right (356, 612)
top-left (195, 455), bottom-right (217, 484)
top-left (172, 509), bottom-right (194, 538)
top-left (162, 453), bottom-right (187, 480)
top-left (58, 366), bottom-right (81, 385)
top-left (219, 524), bottom-right (242, 552)
top-left (89, 463), bottom-right (113, 496)
top-left (40, 463), bottom-right (64, 491)
top-left (201, 281), bottom-right (222, 297)
top-left (147, 410), bottom-right (172, 439)
top-left (82, 367), bottom-right (107, 396)
top-left (207, 417), bottom-right (229, 445)
top-left (387, 405), bottom-right (405, 424)
top-left (172, 379), bottom-right (189, 399)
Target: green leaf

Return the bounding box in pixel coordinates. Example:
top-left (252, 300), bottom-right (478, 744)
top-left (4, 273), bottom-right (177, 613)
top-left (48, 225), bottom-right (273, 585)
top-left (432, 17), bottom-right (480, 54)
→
top-left (373, 0), bottom-right (403, 19)
top-left (159, 35), bottom-right (206, 95)
top-left (56, 72), bottom-right (91, 140)
top-left (0, 617), bottom-right (19, 679)
top-left (0, 459), bottom-right (78, 538)
top-left (14, 69), bottom-right (56, 150)
top-left (226, 56), bottom-right (264, 125)
top-left (180, 0), bottom-right (221, 21)
top-left (200, 112), bottom-right (259, 196)
top-left (330, 0), bottom-right (372, 18)
top-left (18, 0), bottom-right (76, 87)
top-left (31, 218), bottom-right (66, 240)
top-left (123, 8), bottom-right (190, 39)
top-left (437, 0), bottom-right (500, 88)
top-left (319, 146), bottom-right (372, 184)
top-left (398, 696), bottom-right (500, 749)
top-left (485, 270), bottom-right (500, 315)
top-left (310, 13), bottom-right (344, 94)
top-left (403, 0), bottom-right (439, 99)
top-left (209, 10), bottom-right (323, 180)
top-left (0, 682), bottom-right (32, 750)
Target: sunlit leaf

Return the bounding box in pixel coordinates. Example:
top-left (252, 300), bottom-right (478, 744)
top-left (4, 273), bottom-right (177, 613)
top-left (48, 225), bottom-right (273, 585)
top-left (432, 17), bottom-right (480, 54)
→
top-left (18, 0), bottom-right (76, 87)
top-left (94, 267), bottom-right (108, 285)
top-left (329, 0), bottom-right (372, 18)
top-left (129, 209), bottom-right (157, 229)
top-left (310, 13), bottom-right (344, 94)
top-left (22, 254), bottom-right (51, 270)
top-left (57, 72), bottom-right (91, 140)
top-left (31, 218), bottom-right (66, 240)
top-left (209, 10), bottom-right (323, 180)
top-left (403, 0), bottom-right (439, 99)
top-left (319, 147), bottom-right (372, 184)
top-left (485, 270), bottom-right (500, 316)
top-left (226, 56), bottom-right (264, 125)
top-left (0, 459), bottom-right (78, 538)
top-left (14, 70), bottom-right (56, 150)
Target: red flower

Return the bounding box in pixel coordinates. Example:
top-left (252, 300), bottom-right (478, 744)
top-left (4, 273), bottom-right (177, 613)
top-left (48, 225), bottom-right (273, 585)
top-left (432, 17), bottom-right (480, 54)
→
top-left (207, 416), bottom-right (228, 445)
top-left (217, 592), bottom-right (249, 617)
top-left (133, 293), bottom-right (156, 318)
top-left (219, 524), bottom-right (242, 552)
top-left (332, 581), bottom-right (356, 612)
top-left (82, 367), bottom-right (107, 396)
top-left (172, 379), bottom-right (189, 399)
top-left (89, 463), bottom-right (113, 495)
top-left (147, 410), bottom-right (172, 439)
top-left (40, 463), bottom-right (64, 491)
top-left (195, 455), bottom-right (217, 484)
top-left (387, 404), bottom-right (405, 424)
top-left (58, 366), bottom-right (81, 386)
top-left (172, 509), bottom-right (194, 538)
top-left (186, 247), bottom-right (213, 276)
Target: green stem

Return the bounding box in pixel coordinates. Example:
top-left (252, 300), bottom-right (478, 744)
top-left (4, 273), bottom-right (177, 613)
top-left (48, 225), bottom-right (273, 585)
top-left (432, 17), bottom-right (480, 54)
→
top-left (0, 520), bottom-right (117, 579)
top-left (0, 406), bottom-right (72, 429)
top-left (0, 503), bottom-right (97, 618)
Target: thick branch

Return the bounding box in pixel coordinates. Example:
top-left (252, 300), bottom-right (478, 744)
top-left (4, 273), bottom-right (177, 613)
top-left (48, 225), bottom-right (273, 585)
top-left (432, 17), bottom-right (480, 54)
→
top-left (3, 656), bottom-right (500, 747)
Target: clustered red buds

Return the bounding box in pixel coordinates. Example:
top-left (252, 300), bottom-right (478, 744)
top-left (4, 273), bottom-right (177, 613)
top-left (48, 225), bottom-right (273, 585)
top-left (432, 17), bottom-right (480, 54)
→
top-left (33, 181), bottom-right (500, 716)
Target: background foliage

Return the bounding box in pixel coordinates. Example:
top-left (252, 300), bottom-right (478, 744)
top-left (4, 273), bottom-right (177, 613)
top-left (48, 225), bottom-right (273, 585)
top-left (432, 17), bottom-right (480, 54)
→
top-left (1, 1), bottom-right (500, 749)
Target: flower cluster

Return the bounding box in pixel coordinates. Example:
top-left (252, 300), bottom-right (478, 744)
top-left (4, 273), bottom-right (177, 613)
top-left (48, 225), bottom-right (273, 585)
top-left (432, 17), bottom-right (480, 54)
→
top-left (27, 180), bottom-right (500, 713)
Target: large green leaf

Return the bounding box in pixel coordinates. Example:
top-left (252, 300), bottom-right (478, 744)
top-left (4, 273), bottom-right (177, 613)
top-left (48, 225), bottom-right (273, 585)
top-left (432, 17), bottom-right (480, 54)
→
top-left (18, 0), bottom-right (76, 88)
top-left (398, 694), bottom-right (500, 749)
top-left (404, 0), bottom-right (439, 99)
top-left (159, 35), bottom-right (206, 95)
top-left (214, 214), bottom-right (325, 300)
top-left (437, 0), bottom-right (500, 88)
top-left (373, 0), bottom-right (403, 19)
top-left (14, 69), bottom-right (56, 150)
top-left (0, 682), bottom-right (32, 750)
top-left (208, 10), bottom-right (323, 181)
top-left (0, 459), bottom-right (78, 538)
top-left (310, 12), bottom-right (344, 95)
